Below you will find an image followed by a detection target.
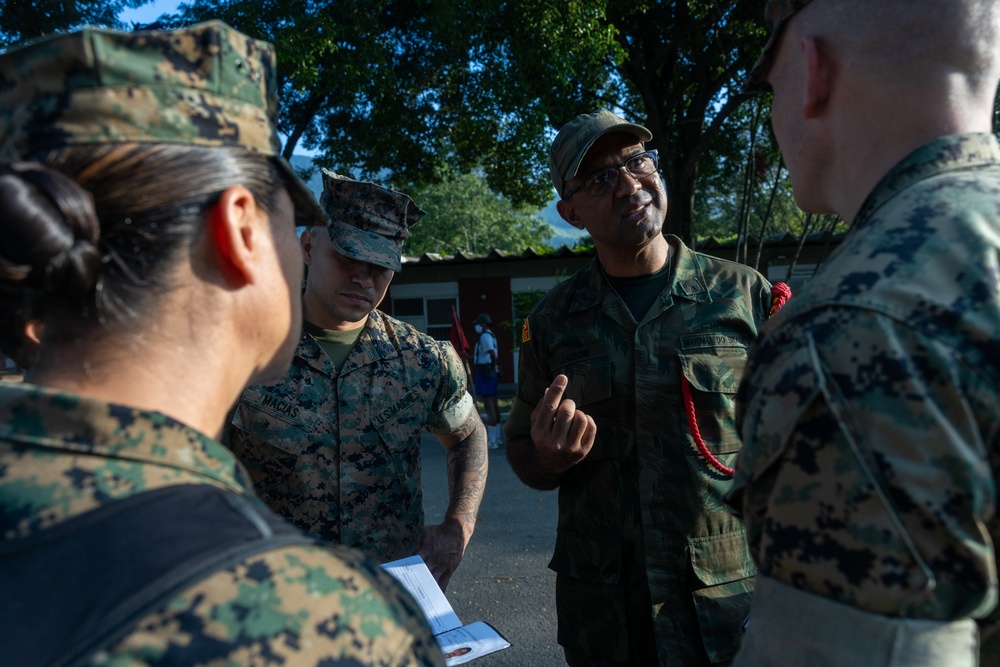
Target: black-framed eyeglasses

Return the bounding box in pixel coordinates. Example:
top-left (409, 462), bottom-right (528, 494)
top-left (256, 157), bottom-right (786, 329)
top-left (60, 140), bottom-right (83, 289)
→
top-left (562, 149), bottom-right (660, 200)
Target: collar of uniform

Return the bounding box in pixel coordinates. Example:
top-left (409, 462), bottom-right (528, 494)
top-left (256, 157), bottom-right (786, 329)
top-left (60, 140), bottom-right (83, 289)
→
top-left (298, 309), bottom-right (401, 377)
top-left (852, 133), bottom-right (1000, 232)
top-left (0, 382), bottom-right (252, 495)
top-left (297, 326), bottom-right (338, 379)
top-left (339, 310), bottom-right (401, 375)
top-left (569, 238), bottom-right (712, 314)
top-left (564, 258), bottom-right (606, 314)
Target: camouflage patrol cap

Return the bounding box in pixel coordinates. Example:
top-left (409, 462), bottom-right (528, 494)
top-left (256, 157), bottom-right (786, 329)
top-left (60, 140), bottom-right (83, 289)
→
top-left (744, 0), bottom-right (815, 94)
top-left (549, 109), bottom-right (652, 198)
top-left (320, 169), bottom-right (426, 272)
top-left (0, 20), bottom-right (326, 226)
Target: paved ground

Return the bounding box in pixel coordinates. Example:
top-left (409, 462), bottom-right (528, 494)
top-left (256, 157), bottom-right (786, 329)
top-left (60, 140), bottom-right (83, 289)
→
top-left (420, 430), bottom-right (566, 667)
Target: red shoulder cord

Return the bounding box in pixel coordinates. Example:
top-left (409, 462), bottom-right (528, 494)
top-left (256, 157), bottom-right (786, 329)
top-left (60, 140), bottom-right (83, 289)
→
top-left (682, 281), bottom-right (792, 477)
top-left (770, 281), bottom-right (792, 316)
top-left (681, 374), bottom-right (735, 477)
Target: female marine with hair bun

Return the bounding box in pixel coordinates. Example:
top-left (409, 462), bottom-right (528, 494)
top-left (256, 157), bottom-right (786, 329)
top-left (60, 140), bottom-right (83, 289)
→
top-left (0, 21), bottom-right (444, 667)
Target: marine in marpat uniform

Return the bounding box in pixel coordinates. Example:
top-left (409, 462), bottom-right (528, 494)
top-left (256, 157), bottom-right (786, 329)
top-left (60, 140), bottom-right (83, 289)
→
top-left (0, 21), bottom-right (444, 666)
top-left (728, 1), bottom-right (1000, 665)
top-left (229, 170), bottom-right (487, 590)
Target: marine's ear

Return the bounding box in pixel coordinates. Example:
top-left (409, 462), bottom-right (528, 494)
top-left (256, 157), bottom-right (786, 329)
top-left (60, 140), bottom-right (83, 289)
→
top-left (205, 185), bottom-right (266, 286)
top-left (802, 36), bottom-right (834, 119)
top-left (300, 228), bottom-right (317, 267)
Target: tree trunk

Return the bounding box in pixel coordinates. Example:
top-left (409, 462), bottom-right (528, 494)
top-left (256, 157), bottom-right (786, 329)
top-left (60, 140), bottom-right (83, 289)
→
top-left (663, 172), bottom-right (695, 246)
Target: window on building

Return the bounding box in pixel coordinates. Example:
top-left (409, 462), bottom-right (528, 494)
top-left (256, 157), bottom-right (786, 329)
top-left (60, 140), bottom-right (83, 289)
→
top-left (389, 294), bottom-right (458, 342)
top-left (426, 298), bottom-right (455, 341)
top-left (393, 298), bottom-right (424, 318)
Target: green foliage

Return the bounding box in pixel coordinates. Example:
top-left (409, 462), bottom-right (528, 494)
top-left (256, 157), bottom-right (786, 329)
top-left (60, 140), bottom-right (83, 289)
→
top-left (693, 96), bottom-right (799, 239)
top-left (4, 1), bottom-right (809, 252)
top-left (510, 288), bottom-right (546, 351)
top-left (151, 0), bottom-right (770, 242)
top-left (404, 171), bottom-right (552, 256)
top-left (0, 0), bottom-right (152, 47)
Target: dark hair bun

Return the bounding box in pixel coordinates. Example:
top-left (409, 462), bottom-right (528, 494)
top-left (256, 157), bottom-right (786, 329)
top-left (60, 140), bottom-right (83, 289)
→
top-left (0, 162), bottom-right (102, 297)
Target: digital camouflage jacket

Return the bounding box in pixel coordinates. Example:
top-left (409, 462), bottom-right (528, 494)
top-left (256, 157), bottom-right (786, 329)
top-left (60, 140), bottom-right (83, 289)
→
top-left (729, 133), bottom-right (1000, 625)
top-left (229, 309), bottom-right (475, 563)
top-left (0, 382), bottom-right (444, 666)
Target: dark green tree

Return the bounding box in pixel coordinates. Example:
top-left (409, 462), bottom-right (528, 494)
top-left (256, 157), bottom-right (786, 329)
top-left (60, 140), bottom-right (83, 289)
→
top-left (8, 2), bottom-right (791, 246)
top-left (404, 171), bottom-right (552, 256)
top-left (472, 0), bottom-right (770, 243)
top-left (0, 0), bottom-right (152, 47)
top-left (156, 0), bottom-right (770, 244)
top-left (162, 0), bottom-right (475, 176)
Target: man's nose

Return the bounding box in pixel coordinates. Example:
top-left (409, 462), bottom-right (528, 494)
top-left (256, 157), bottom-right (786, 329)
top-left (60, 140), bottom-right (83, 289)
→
top-left (614, 167), bottom-right (643, 197)
top-left (353, 264), bottom-right (375, 288)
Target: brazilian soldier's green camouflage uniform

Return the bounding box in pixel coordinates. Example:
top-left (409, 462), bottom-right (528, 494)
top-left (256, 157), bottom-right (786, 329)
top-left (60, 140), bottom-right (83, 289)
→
top-left (728, 134), bottom-right (1000, 660)
top-left (0, 382), bottom-right (444, 666)
top-left (229, 309), bottom-right (475, 563)
top-left (506, 237), bottom-right (773, 666)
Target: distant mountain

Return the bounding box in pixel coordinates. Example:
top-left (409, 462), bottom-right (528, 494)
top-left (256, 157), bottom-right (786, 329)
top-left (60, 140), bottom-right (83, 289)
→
top-left (540, 198), bottom-right (587, 248)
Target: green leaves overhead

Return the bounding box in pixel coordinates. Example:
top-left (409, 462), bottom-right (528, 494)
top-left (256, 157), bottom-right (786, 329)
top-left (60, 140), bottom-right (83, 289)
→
top-left (0, 0), bottom-right (151, 46)
top-left (2, 0), bottom-right (786, 247)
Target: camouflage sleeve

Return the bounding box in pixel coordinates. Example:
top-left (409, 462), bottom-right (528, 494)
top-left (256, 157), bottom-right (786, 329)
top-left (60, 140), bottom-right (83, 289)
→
top-left (98, 543), bottom-right (446, 666)
top-left (737, 306), bottom-right (997, 619)
top-left (747, 270), bottom-right (775, 328)
top-left (425, 341), bottom-right (475, 436)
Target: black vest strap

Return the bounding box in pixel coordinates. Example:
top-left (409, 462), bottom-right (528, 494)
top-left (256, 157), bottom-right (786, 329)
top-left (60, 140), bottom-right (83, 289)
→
top-left (0, 484), bottom-right (320, 667)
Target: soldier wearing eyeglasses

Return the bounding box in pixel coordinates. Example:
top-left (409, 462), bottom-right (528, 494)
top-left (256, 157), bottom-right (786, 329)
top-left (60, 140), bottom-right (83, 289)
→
top-left (505, 109), bottom-right (782, 666)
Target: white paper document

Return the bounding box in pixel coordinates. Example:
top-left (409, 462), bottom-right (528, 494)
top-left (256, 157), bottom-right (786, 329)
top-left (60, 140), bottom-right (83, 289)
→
top-left (382, 555), bottom-right (511, 665)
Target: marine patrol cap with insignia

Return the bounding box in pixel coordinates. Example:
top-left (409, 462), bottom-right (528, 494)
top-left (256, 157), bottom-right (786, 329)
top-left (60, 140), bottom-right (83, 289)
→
top-left (744, 0), bottom-right (815, 94)
top-left (320, 169), bottom-right (426, 272)
top-left (0, 20), bottom-right (326, 226)
top-left (549, 109), bottom-right (652, 198)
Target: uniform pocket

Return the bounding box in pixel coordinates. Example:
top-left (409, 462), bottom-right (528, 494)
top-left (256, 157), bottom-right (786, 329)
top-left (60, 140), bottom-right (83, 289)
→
top-left (678, 347), bottom-right (748, 455)
top-left (228, 397), bottom-right (318, 491)
top-left (554, 349), bottom-right (616, 462)
top-left (232, 388), bottom-right (318, 456)
top-left (548, 529), bottom-right (623, 584)
top-left (555, 350), bottom-right (613, 410)
top-left (370, 388), bottom-right (426, 500)
top-left (549, 529), bottom-right (629, 662)
top-left (688, 529), bottom-right (756, 663)
top-left (692, 576), bottom-right (754, 663)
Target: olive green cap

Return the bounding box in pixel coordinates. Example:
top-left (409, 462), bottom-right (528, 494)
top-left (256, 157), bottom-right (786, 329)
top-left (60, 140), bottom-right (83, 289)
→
top-left (549, 109), bottom-right (652, 198)
top-left (744, 0), bottom-right (815, 94)
top-left (0, 20), bottom-right (326, 225)
top-left (320, 170), bottom-right (425, 273)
